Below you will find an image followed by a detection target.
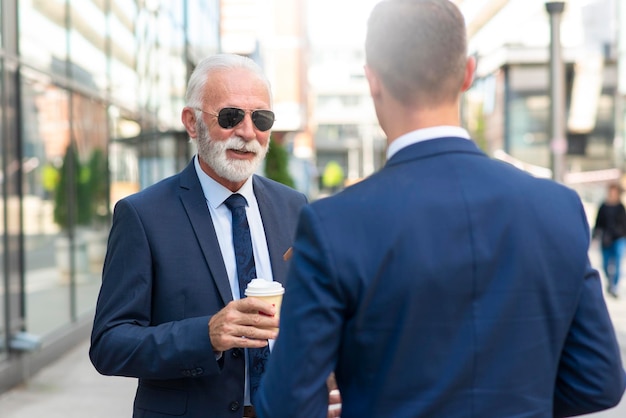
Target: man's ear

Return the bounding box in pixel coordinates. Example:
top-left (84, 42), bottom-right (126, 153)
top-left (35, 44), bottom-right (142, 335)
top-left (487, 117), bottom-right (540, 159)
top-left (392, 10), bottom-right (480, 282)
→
top-left (181, 107), bottom-right (198, 138)
top-left (364, 65), bottom-right (382, 100)
top-left (461, 56), bottom-right (476, 92)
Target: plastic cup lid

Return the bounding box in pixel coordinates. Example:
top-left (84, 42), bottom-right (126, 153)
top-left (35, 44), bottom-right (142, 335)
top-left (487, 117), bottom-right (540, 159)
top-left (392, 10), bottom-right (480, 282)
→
top-left (245, 278), bottom-right (285, 296)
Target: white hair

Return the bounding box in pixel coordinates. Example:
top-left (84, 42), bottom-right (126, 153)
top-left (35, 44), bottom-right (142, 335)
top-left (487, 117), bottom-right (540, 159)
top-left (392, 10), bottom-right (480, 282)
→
top-left (185, 53), bottom-right (273, 109)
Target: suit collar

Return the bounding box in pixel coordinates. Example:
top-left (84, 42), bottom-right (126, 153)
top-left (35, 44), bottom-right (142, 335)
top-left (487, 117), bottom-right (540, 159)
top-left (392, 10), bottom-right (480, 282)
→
top-left (387, 126), bottom-right (471, 160)
top-left (252, 177), bottom-right (289, 286)
top-left (385, 136), bottom-right (486, 168)
top-left (192, 155), bottom-right (256, 209)
top-left (178, 160), bottom-right (233, 306)
top-left (178, 162), bottom-right (290, 302)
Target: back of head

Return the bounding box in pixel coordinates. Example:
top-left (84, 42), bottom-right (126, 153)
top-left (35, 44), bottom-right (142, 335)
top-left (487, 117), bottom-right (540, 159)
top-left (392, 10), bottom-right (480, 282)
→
top-left (365, 0), bottom-right (468, 106)
top-left (185, 53), bottom-right (272, 109)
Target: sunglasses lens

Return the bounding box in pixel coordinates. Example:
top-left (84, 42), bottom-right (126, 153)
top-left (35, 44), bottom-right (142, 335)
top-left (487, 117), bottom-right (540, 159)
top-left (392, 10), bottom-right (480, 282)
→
top-left (217, 108), bottom-right (245, 129)
top-left (252, 110), bottom-right (275, 131)
top-left (216, 108), bottom-right (274, 131)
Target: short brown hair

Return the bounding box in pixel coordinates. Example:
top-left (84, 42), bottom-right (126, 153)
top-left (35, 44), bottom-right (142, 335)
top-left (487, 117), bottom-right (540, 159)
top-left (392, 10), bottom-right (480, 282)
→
top-left (365, 0), bottom-right (468, 106)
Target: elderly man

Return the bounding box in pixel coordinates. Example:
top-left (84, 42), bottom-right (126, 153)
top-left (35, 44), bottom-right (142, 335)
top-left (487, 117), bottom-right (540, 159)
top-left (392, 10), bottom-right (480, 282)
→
top-left (90, 53), bottom-right (307, 418)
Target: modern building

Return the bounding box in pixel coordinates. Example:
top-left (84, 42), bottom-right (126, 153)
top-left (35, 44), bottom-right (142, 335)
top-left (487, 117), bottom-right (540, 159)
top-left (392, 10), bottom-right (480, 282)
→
top-left (220, 0), bottom-right (314, 195)
top-left (0, 0), bottom-right (313, 395)
top-left (306, 0), bottom-right (385, 191)
top-left (0, 0), bottom-right (220, 393)
top-left (454, 0), bottom-right (620, 201)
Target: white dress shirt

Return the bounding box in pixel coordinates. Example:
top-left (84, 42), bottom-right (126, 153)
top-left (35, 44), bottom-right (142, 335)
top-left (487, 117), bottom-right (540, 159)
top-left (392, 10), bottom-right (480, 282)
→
top-left (386, 126), bottom-right (471, 161)
top-left (194, 156), bottom-right (274, 299)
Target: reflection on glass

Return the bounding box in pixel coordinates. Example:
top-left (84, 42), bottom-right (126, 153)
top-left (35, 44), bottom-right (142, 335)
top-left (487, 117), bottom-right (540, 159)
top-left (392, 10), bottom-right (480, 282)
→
top-left (11, 0), bottom-right (222, 341)
top-left (70, 92), bottom-right (109, 317)
top-left (187, 0), bottom-right (220, 58)
top-left (69, 0), bottom-right (108, 91)
top-left (0, 60), bottom-right (4, 358)
top-left (19, 0), bottom-right (68, 73)
top-left (21, 74), bottom-right (72, 336)
top-left (110, 1), bottom-right (139, 109)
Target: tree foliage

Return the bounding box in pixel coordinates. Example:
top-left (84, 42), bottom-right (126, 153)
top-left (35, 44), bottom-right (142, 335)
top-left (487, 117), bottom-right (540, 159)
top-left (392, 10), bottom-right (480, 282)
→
top-left (53, 144), bottom-right (108, 230)
top-left (264, 140), bottom-right (295, 188)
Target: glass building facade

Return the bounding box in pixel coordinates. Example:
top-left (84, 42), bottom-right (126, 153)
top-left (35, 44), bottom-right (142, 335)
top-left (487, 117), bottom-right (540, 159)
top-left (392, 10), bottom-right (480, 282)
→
top-left (457, 0), bottom-right (621, 205)
top-left (0, 0), bottom-right (219, 392)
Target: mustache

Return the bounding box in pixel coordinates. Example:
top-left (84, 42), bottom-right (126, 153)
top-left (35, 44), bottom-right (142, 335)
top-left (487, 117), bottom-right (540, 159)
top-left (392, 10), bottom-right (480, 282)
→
top-left (223, 136), bottom-right (264, 154)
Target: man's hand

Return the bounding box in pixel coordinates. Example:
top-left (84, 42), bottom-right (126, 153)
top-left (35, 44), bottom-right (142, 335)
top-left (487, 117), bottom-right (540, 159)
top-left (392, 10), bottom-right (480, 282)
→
top-left (209, 298), bottom-right (279, 352)
top-left (327, 373), bottom-right (342, 418)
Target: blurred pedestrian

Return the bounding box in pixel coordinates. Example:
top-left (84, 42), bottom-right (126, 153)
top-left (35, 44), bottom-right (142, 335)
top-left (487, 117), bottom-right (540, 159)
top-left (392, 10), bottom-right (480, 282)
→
top-left (255, 1), bottom-right (626, 417)
top-left (593, 182), bottom-right (626, 298)
top-left (90, 53), bottom-right (308, 418)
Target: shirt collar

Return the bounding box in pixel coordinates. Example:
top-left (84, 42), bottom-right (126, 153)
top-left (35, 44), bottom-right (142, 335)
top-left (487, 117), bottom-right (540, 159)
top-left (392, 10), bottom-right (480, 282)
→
top-left (194, 155), bottom-right (255, 209)
top-left (386, 126), bottom-right (471, 160)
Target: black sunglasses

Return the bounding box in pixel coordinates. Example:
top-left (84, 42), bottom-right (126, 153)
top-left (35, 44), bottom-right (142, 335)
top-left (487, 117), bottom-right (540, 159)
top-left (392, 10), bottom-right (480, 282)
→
top-left (196, 107), bottom-right (275, 131)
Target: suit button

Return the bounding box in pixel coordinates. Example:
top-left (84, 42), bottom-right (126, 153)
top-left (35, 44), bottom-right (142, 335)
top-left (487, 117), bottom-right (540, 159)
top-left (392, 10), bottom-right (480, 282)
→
top-left (229, 401), bottom-right (240, 411)
top-left (232, 348), bottom-right (242, 358)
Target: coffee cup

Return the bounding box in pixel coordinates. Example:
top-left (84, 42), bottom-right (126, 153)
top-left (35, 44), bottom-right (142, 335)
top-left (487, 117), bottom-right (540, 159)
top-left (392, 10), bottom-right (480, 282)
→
top-left (245, 279), bottom-right (284, 329)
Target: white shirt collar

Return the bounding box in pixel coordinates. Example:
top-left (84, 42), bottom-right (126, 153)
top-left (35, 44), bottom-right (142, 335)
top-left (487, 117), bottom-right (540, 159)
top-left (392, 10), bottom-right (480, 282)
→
top-left (386, 126), bottom-right (471, 160)
top-left (193, 155), bottom-right (255, 208)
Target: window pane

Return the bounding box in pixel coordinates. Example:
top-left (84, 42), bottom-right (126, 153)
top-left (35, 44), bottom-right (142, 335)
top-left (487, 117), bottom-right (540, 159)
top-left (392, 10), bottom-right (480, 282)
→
top-left (21, 72), bottom-right (72, 336)
top-left (0, 60), bottom-right (5, 359)
top-left (19, 0), bottom-right (68, 73)
top-left (110, 1), bottom-right (139, 109)
top-left (70, 92), bottom-right (109, 317)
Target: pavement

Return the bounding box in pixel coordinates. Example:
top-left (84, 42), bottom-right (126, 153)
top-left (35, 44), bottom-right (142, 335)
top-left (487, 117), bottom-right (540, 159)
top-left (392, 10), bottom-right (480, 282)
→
top-left (0, 246), bottom-right (625, 417)
top-left (0, 340), bottom-right (137, 418)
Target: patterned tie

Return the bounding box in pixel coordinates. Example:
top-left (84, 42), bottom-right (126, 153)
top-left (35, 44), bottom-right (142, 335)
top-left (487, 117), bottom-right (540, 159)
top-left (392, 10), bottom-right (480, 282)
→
top-left (224, 193), bottom-right (270, 403)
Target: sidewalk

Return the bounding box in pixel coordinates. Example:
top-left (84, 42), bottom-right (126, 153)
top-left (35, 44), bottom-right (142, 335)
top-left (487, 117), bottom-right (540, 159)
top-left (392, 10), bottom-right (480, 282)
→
top-left (0, 254), bottom-right (625, 417)
top-left (0, 339), bottom-right (136, 417)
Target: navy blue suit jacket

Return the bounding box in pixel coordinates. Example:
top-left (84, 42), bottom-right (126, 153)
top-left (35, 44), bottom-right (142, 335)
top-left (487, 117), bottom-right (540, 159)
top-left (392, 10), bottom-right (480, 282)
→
top-left (90, 159), bottom-right (307, 417)
top-left (256, 137), bottom-right (626, 418)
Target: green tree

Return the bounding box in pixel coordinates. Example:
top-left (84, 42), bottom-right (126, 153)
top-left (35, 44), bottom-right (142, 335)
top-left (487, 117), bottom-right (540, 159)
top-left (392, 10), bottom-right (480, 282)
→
top-left (54, 144), bottom-right (92, 230)
top-left (87, 148), bottom-right (109, 226)
top-left (265, 140), bottom-right (295, 188)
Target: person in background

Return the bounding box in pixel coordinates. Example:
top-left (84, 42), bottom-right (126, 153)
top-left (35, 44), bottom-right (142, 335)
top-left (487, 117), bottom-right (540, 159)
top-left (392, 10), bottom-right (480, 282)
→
top-left (90, 53), bottom-right (308, 418)
top-left (255, 1), bottom-right (626, 417)
top-left (593, 182), bottom-right (626, 298)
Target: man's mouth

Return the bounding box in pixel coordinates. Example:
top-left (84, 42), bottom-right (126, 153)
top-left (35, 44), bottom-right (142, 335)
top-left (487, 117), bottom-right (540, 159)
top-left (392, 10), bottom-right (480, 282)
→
top-left (229, 148), bottom-right (255, 156)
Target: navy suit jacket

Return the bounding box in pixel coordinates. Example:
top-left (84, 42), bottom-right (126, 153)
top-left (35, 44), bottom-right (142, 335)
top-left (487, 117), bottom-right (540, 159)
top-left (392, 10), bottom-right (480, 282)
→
top-left (256, 137), bottom-right (626, 418)
top-left (89, 159), bottom-right (307, 417)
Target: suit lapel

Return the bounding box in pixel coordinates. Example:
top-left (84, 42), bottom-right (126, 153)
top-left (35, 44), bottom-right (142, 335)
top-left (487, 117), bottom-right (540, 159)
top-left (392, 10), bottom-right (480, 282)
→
top-left (178, 161), bottom-right (233, 306)
top-left (253, 177), bottom-right (289, 285)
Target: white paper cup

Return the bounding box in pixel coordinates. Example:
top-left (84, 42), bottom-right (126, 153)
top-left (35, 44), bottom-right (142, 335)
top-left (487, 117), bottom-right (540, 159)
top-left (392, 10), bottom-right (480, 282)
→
top-left (245, 279), bottom-right (284, 329)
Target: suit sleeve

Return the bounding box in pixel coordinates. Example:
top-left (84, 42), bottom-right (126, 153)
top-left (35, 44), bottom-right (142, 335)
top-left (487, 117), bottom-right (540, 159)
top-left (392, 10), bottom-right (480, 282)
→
top-left (255, 204), bottom-right (344, 418)
top-left (553, 203), bottom-right (626, 417)
top-left (89, 199), bottom-right (220, 380)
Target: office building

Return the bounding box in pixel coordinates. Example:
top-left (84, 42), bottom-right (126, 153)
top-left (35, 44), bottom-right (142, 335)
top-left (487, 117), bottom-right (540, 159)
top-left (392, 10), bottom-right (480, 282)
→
top-left (455, 0), bottom-right (620, 199)
top-left (0, 0), bottom-right (220, 393)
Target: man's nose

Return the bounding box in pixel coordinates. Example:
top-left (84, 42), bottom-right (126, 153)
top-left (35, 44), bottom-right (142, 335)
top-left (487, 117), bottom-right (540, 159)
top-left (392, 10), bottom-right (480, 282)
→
top-left (233, 113), bottom-right (256, 140)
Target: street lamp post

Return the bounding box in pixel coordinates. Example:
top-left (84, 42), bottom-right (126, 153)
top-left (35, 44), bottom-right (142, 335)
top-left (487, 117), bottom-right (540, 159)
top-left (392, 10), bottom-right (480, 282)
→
top-left (546, 1), bottom-right (567, 183)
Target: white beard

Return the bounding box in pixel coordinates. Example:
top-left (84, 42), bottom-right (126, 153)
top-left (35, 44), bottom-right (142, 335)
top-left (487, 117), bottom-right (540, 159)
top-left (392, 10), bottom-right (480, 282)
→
top-left (196, 118), bottom-right (269, 184)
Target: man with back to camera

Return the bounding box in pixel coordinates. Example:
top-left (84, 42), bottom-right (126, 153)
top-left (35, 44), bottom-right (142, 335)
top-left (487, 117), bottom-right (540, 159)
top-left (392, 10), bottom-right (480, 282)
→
top-left (89, 54), bottom-right (308, 417)
top-left (255, 1), bottom-right (626, 417)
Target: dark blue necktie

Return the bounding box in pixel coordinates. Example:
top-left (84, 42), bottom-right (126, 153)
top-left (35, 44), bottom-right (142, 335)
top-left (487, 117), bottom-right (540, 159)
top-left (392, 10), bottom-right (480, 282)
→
top-left (224, 193), bottom-right (269, 403)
